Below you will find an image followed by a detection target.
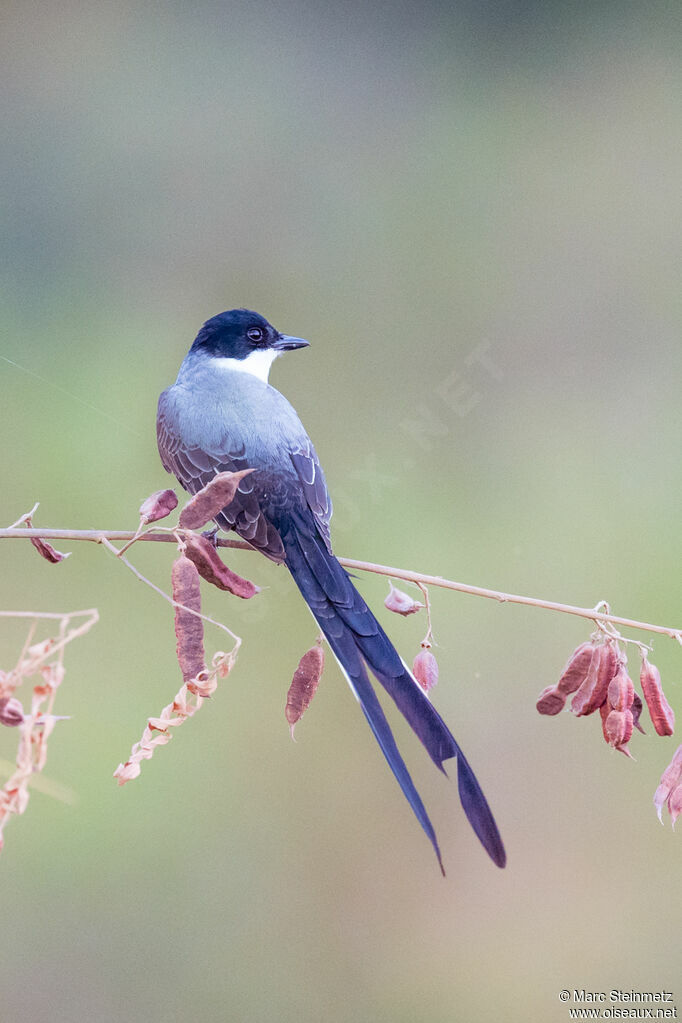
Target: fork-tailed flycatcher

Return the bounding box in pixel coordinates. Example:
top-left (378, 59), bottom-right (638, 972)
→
top-left (157, 308), bottom-right (506, 872)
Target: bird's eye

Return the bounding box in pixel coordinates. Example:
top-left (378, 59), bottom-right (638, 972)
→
top-left (247, 327), bottom-right (264, 343)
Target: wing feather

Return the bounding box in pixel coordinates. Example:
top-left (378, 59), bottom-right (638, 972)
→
top-left (290, 447), bottom-right (333, 553)
top-left (157, 395), bottom-right (286, 561)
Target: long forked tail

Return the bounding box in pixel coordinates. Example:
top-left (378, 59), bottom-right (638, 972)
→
top-left (281, 510), bottom-right (506, 870)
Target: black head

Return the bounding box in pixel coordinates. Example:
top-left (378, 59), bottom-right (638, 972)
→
top-left (189, 308), bottom-right (309, 361)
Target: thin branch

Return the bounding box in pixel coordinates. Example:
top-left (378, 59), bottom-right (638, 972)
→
top-left (98, 537), bottom-right (241, 645)
top-left (0, 527), bottom-right (254, 551)
top-left (6, 504), bottom-right (39, 530)
top-left (0, 758), bottom-right (78, 805)
top-left (0, 609), bottom-right (100, 666)
top-left (2, 526), bottom-right (681, 644)
top-left (339, 558), bottom-right (682, 645)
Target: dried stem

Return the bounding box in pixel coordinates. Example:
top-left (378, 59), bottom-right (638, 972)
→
top-left (98, 536), bottom-right (241, 645)
top-left (416, 582), bottom-right (434, 647)
top-left (0, 608), bottom-right (98, 850)
top-left (95, 536), bottom-right (242, 786)
top-left (2, 525), bottom-right (680, 644)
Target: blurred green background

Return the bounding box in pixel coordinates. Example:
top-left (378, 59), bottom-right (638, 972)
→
top-left (1, 2), bottom-right (680, 1021)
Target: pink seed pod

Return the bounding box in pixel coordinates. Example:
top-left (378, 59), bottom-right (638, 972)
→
top-left (599, 700), bottom-right (611, 744)
top-left (182, 533), bottom-right (259, 599)
top-left (178, 469), bottom-right (255, 530)
top-left (139, 488), bottom-right (178, 524)
top-left (669, 784), bottom-right (682, 827)
top-left (570, 644), bottom-right (604, 717)
top-left (24, 515), bottom-right (70, 563)
top-left (0, 696), bottom-right (24, 727)
top-left (413, 646), bottom-right (439, 693)
top-left (29, 535), bottom-right (71, 564)
top-left (556, 641), bottom-right (597, 696)
top-left (285, 642), bottom-right (325, 738)
top-left (171, 555), bottom-right (206, 687)
top-left (536, 685), bottom-right (565, 716)
top-left (653, 744), bottom-right (682, 822)
top-left (384, 582), bottom-right (424, 616)
top-left (640, 655), bottom-right (675, 737)
top-left (605, 708), bottom-right (634, 753)
top-left (581, 640), bottom-right (619, 716)
top-left (607, 660), bottom-right (635, 713)
top-left (186, 673), bottom-right (218, 699)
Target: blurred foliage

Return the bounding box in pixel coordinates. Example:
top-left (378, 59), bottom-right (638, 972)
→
top-left (1, 2), bottom-right (680, 1021)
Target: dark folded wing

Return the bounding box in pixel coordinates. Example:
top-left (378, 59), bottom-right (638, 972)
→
top-left (289, 444), bottom-right (333, 554)
top-left (157, 400), bottom-right (287, 562)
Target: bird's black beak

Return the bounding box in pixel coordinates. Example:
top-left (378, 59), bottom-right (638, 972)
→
top-left (274, 334), bottom-right (310, 352)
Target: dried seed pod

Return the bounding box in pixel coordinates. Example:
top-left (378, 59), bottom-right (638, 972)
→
top-left (0, 696), bottom-right (24, 727)
top-left (23, 514), bottom-right (70, 563)
top-left (640, 655), bottom-right (675, 737)
top-left (384, 582), bottom-right (423, 617)
top-left (171, 555), bottom-right (206, 686)
top-left (607, 660), bottom-right (635, 713)
top-left (570, 644), bottom-right (603, 716)
top-left (668, 784), bottom-right (682, 827)
top-left (604, 708), bottom-right (634, 752)
top-left (536, 685), bottom-right (565, 715)
top-left (212, 651), bottom-right (233, 679)
top-left (582, 640), bottom-right (619, 716)
top-left (182, 532), bottom-right (259, 599)
top-left (178, 469), bottom-right (255, 530)
top-left (139, 488), bottom-right (178, 523)
top-left (653, 745), bottom-right (682, 822)
top-left (186, 672), bottom-right (217, 699)
top-left (285, 641), bottom-right (324, 738)
top-left (413, 646), bottom-right (439, 693)
top-left (630, 691), bottom-right (645, 734)
top-left (599, 699), bottom-right (611, 744)
top-left (556, 641), bottom-right (597, 696)
top-left (30, 536), bottom-right (70, 563)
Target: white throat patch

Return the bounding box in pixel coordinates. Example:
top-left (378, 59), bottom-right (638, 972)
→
top-left (213, 349), bottom-right (279, 384)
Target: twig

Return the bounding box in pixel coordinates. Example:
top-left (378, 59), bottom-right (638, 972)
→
top-left (98, 536), bottom-right (241, 645)
top-left (0, 758), bottom-right (77, 805)
top-left (6, 504), bottom-right (40, 530)
top-left (2, 525), bottom-right (680, 643)
top-left (0, 608), bottom-right (98, 851)
top-left (0, 527), bottom-right (255, 551)
top-left (416, 582), bottom-right (435, 647)
top-left (93, 538), bottom-right (242, 786)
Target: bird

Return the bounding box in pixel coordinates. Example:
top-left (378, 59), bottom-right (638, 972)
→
top-left (157, 308), bottom-right (506, 872)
